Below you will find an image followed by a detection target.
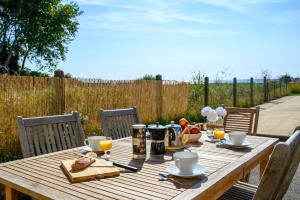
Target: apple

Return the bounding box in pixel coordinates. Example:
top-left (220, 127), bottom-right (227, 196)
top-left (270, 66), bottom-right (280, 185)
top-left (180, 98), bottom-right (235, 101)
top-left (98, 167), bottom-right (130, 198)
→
top-left (190, 126), bottom-right (200, 134)
top-left (194, 123), bottom-right (201, 130)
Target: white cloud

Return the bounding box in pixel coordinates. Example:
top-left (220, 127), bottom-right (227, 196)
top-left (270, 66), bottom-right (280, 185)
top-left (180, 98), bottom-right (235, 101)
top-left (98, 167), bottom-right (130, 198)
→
top-left (76, 0), bottom-right (219, 25)
top-left (76, 0), bottom-right (297, 35)
top-left (81, 14), bottom-right (240, 37)
top-left (195, 0), bottom-right (287, 12)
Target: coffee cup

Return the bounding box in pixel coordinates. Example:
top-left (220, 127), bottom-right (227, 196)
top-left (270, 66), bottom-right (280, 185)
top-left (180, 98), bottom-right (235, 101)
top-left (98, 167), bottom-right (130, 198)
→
top-left (174, 152), bottom-right (198, 174)
top-left (228, 131), bottom-right (246, 145)
top-left (84, 136), bottom-right (106, 151)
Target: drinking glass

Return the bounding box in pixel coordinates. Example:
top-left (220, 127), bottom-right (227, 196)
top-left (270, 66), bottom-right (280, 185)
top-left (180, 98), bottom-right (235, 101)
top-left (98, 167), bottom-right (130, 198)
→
top-left (99, 137), bottom-right (112, 160)
top-left (213, 129), bottom-right (225, 140)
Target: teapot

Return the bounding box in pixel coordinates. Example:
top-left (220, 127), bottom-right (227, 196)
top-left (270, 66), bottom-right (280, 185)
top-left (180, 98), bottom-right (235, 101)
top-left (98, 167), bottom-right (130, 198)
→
top-left (165, 121), bottom-right (189, 151)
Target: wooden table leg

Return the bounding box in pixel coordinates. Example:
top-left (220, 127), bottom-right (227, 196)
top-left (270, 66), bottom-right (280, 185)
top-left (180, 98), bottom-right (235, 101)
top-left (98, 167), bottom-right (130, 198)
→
top-left (241, 173), bottom-right (250, 183)
top-left (5, 186), bottom-right (18, 200)
top-left (259, 158), bottom-right (269, 178)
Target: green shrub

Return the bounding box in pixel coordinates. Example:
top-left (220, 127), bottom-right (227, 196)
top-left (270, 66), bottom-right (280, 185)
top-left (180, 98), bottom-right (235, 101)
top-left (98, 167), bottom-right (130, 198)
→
top-left (289, 83), bottom-right (300, 94)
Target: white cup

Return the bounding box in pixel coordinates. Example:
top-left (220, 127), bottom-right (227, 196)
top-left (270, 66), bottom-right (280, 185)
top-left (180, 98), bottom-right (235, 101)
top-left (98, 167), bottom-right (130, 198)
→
top-left (174, 152), bottom-right (198, 174)
top-left (229, 131), bottom-right (246, 145)
top-left (206, 129), bottom-right (214, 137)
top-left (84, 136), bottom-right (106, 151)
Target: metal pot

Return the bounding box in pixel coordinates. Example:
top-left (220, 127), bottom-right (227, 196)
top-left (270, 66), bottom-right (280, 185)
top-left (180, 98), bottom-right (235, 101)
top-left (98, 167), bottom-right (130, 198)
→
top-left (148, 122), bottom-right (166, 155)
top-left (165, 121), bottom-right (184, 151)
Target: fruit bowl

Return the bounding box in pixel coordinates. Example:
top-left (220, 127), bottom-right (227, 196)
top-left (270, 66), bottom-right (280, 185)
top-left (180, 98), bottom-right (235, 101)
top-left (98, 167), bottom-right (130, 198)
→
top-left (188, 132), bottom-right (202, 143)
top-left (180, 120), bottom-right (202, 143)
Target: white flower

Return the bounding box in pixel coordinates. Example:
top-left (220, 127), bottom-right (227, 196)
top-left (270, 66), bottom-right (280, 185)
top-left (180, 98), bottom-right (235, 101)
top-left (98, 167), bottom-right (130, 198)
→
top-left (216, 107), bottom-right (227, 117)
top-left (207, 110), bottom-right (219, 122)
top-left (201, 106), bottom-right (212, 117)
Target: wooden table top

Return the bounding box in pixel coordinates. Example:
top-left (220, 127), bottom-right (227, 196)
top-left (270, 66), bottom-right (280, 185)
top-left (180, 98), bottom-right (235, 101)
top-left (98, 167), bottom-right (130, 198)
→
top-left (0, 135), bottom-right (278, 200)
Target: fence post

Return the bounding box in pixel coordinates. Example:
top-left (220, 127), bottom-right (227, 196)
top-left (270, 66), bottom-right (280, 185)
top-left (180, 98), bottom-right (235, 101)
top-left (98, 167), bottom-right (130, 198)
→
top-left (233, 77), bottom-right (237, 107)
top-left (279, 81), bottom-right (282, 96)
top-left (250, 77), bottom-right (254, 107)
top-left (54, 70), bottom-right (65, 114)
top-left (273, 81), bottom-right (276, 98)
top-left (155, 74), bottom-right (163, 120)
top-left (263, 76), bottom-right (268, 102)
top-left (204, 77), bottom-right (209, 106)
top-left (285, 79), bottom-right (288, 95)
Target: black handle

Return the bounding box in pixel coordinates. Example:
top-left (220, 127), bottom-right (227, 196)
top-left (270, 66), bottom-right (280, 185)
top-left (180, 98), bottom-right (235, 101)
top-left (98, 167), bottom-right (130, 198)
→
top-left (113, 162), bottom-right (138, 172)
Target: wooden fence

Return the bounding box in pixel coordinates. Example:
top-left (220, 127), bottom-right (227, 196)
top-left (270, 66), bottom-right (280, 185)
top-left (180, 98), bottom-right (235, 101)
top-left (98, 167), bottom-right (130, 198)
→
top-left (203, 77), bottom-right (289, 107)
top-left (0, 73), bottom-right (290, 162)
top-left (0, 75), bottom-right (189, 161)
top-left (64, 78), bottom-right (189, 134)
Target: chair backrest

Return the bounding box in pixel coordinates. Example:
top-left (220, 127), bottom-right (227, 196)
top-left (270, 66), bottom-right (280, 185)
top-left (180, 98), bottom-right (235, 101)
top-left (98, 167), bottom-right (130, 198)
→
top-left (293, 126), bottom-right (300, 132)
top-left (17, 112), bottom-right (85, 158)
top-left (99, 107), bottom-right (141, 140)
top-left (254, 130), bottom-right (300, 200)
top-left (224, 106), bottom-right (260, 135)
top-left (275, 130), bottom-right (300, 200)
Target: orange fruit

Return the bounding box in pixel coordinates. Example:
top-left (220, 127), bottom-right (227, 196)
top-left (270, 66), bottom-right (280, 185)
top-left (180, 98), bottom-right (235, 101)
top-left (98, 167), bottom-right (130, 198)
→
top-left (179, 118), bottom-right (188, 129)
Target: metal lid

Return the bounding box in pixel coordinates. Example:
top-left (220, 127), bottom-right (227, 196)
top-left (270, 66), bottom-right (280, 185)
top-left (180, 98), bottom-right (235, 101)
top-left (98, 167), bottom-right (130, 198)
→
top-left (132, 124), bottom-right (146, 128)
top-left (166, 121), bottom-right (181, 128)
top-left (148, 122), bottom-right (166, 130)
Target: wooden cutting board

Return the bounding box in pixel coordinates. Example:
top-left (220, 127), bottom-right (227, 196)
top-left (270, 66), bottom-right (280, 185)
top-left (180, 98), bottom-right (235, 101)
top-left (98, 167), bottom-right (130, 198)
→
top-left (61, 159), bottom-right (120, 183)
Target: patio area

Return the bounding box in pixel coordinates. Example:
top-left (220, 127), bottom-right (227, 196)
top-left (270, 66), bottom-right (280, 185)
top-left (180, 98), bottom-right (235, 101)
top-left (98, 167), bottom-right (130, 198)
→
top-left (251, 95), bottom-right (300, 199)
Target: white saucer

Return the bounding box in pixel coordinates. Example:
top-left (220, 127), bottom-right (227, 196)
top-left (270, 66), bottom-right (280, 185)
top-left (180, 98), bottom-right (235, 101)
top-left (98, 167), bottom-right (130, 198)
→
top-left (82, 146), bottom-right (93, 152)
top-left (167, 164), bottom-right (207, 178)
top-left (223, 140), bottom-right (251, 148)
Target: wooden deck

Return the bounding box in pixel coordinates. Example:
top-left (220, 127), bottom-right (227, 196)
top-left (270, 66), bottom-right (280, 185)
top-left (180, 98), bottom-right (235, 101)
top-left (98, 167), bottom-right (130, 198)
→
top-left (0, 136), bottom-right (277, 200)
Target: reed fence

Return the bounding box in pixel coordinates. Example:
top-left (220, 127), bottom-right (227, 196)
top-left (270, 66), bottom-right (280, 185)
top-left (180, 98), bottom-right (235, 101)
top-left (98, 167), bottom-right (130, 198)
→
top-left (0, 73), bottom-right (290, 162)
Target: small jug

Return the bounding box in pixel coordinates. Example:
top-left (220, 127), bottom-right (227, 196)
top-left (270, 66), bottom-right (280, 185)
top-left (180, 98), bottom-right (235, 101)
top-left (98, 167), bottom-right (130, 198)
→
top-left (165, 121), bottom-right (189, 151)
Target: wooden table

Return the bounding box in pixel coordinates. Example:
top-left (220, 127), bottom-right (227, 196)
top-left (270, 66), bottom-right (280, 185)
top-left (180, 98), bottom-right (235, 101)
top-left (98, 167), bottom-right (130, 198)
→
top-left (0, 135), bottom-right (278, 200)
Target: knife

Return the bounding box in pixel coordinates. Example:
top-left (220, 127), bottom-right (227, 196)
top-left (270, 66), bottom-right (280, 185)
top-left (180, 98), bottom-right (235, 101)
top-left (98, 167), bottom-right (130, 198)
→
top-left (76, 153), bottom-right (138, 172)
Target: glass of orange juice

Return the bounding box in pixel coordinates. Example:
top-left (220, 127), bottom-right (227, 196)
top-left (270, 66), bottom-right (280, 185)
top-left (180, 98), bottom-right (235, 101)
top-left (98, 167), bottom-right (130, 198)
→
top-left (99, 137), bottom-right (112, 160)
top-left (213, 129), bottom-right (225, 140)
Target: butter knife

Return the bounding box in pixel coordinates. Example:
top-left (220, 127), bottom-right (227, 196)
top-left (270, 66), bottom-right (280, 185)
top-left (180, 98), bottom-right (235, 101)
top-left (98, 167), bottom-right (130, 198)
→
top-left (75, 153), bottom-right (138, 172)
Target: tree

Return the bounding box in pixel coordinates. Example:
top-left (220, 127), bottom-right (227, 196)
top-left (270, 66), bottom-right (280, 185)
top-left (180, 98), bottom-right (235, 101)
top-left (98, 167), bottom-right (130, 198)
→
top-left (0, 0), bottom-right (82, 74)
top-left (137, 74), bottom-right (156, 80)
top-left (18, 67), bottom-right (49, 77)
top-left (279, 73), bottom-right (293, 83)
top-left (261, 69), bottom-right (272, 79)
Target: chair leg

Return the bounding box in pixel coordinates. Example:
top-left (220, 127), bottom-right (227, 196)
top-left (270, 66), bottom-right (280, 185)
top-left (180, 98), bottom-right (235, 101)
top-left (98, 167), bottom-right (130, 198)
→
top-left (5, 186), bottom-right (18, 200)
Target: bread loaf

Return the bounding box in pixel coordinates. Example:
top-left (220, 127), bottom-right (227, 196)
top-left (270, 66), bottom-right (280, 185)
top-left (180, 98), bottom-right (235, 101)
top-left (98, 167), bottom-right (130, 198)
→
top-left (71, 157), bottom-right (95, 171)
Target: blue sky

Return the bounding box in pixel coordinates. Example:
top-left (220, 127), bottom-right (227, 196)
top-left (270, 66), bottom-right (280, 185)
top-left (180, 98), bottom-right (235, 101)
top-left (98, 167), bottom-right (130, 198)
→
top-left (59, 0), bottom-right (300, 81)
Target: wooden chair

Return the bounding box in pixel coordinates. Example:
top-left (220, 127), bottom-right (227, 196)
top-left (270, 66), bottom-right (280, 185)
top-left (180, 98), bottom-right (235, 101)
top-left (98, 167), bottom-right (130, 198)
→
top-left (224, 107), bottom-right (260, 135)
top-left (219, 130), bottom-right (300, 200)
top-left (294, 126), bottom-right (300, 132)
top-left (17, 112), bottom-right (85, 158)
top-left (99, 107), bottom-right (141, 140)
